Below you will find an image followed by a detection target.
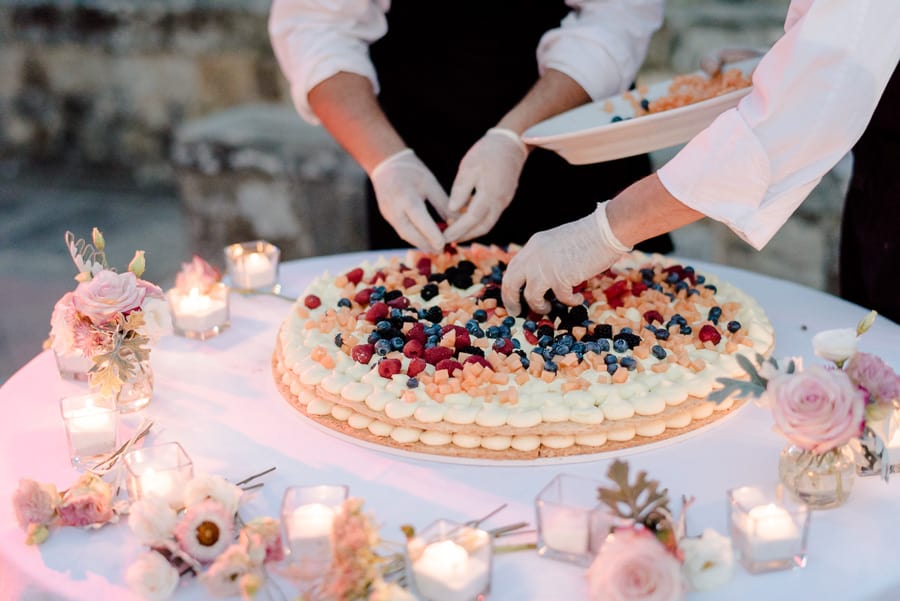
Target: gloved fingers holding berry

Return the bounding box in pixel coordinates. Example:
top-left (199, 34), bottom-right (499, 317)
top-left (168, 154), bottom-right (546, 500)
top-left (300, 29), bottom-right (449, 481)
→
top-left (443, 128), bottom-right (528, 243)
top-left (502, 202), bottom-right (632, 316)
top-left (370, 148), bottom-right (453, 253)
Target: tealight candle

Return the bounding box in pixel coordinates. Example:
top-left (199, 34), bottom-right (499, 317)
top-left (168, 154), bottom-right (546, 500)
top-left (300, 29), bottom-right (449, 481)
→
top-left (168, 283), bottom-right (230, 340)
top-left (224, 241), bottom-right (280, 291)
top-left (728, 485), bottom-right (810, 573)
top-left (535, 473), bottom-right (611, 565)
top-left (123, 442), bottom-right (194, 509)
top-left (406, 520), bottom-right (492, 601)
top-left (287, 503), bottom-right (336, 559)
top-left (60, 393), bottom-right (118, 466)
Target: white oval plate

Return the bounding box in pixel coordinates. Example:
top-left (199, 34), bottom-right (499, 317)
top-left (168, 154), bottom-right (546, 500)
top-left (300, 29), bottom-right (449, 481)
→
top-left (523, 58), bottom-right (759, 165)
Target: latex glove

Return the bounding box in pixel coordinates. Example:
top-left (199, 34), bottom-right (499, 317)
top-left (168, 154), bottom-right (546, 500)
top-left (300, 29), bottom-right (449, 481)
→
top-left (443, 128), bottom-right (528, 242)
top-left (699, 47), bottom-right (764, 77)
top-left (501, 202), bottom-right (631, 316)
top-left (370, 148), bottom-right (451, 253)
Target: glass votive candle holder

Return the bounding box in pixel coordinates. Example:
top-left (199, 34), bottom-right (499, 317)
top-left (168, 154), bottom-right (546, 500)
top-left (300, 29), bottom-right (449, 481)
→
top-left (405, 519), bottom-right (492, 601)
top-left (167, 282), bottom-right (230, 340)
top-left (535, 473), bottom-right (617, 566)
top-left (123, 442), bottom-right (194, 509)
top-left (281, 484), bottom-right (348, 564)
top-left (224, 240), bottom-right (280, 292)
top-left (728, 484), bottom-right (810, 574)
top-left (60, 392), bottom-right (118, 467)
top-left (54, 349), bottom-right (93, 382)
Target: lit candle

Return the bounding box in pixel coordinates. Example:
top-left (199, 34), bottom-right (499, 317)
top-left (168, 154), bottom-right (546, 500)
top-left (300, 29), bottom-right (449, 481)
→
top-left (743, 504), bottom-right (801, 562)
top-left (140, 467), bottom-right (186, 509)
top-left (412, 539), bottom-right (490, 601)
top-left (234, 252), bottom-right (276, 289)
top-left (169, 287), bottom-right (229, 335)
top-left (65, 402), bottom-right (117, 458)
top-left (288, 503), bottom-right (336, 560)
top-left (540, 505), bottom-right (590, 555)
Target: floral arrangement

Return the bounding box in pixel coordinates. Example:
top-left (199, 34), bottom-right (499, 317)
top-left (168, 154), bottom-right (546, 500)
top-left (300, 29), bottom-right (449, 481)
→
top-left (47, 228), bottom-right (171, 395)
top-left (12, 472), bottom-right (125, 545)
top-left (710, 311), bottom-right (900, 480)
top-left (174, 255), bottom-right (222, 294)
top-left (587, 460), bottom-right (734, 601)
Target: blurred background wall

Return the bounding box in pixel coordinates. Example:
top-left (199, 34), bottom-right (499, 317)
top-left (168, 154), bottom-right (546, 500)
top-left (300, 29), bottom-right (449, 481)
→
top-left (0, 0), bottom-right (850, 382)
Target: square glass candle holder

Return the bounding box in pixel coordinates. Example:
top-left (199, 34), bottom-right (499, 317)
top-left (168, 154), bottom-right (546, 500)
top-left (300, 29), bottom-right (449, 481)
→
top-left (123, 442), bottom-right (193, 509)
top-left (60, 392), bottom-right (118, 467)
top-left (405, 519), bottom-right (492, 601)
top-left (54, 349), bottom-right (93, 382)
top-left (281, 484), bottom-right (348, 564)
top-left (224, 240), bottom-right (280, 292)
top-left (535, 473), bottom-right (617, 566)
top-left (167, 282), bottom-right (231, 340)
top-left (728, 484), bottom-right (811, 574)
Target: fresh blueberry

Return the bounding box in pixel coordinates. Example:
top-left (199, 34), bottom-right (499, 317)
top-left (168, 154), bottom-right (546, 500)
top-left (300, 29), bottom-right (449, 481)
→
top-left (369, 290), bottom-right (384, 302)
top-left (620, 327), bottom-right (632, 334)
top-left (651, 345), bottom-right (667, 360)
top-left (374, 339), bottom-right (391, 356)
top-left (407, 377), bottom-right (419, 388)
top-left (502, 316), bottom-right (516, 328)
top-left (552, 343), bottom-right (570, 356)
top-left (486, 326), bottom-right (501, 339)
top-left (519, 355), bottom-right (530, 369)
top-left (334, 333), bottom-right (343, 348)
top-left (337, 297), bottom-right (352, 308)
top-left (640, 98), bottom-right (650, 111)
top-left (544, 360), bottom-right (558, 373)
top-left (696, 275), bottom-right (706, 284)
top-left (390, 336), bottom-right (405, 350)
top-left (665, 271), bottom-right (680, 284)
top-left (367, 332), bottom-right (381, 344)
top-left (427, 334), bottom-right (440, 345)
top-left (611, 115), bottom-right (623, 122)
top-left (598, 339), bottom-right (611, 352)
top-left (680, 325), bottom-right (693, 335)
top-left (523, 320), bottom-right (537, 332)
top-left (727, 320), bottom-right (742, 333)
top-left (473, 309), bottom-right (488, 323)
top-left (655, 329), bottom-right (670, 341)
top-left (620, 357), bottom-right (637, 371)
top-left (613, 338), bottom-right (628, 353)
top-left (571, 342), bottom-right (586, 354)
top-left (376, 320), bottom-right (391, 331)
top-left (604, 354), bottom-right (618, 365)
top-left (607, 363), bottom-right (619, 374)
top-left (390, 308), bottom-right (403, 319)
top-left (538, 334), bottom-right (553, 348)
top-left (704, 284), bottom-right (718, 293)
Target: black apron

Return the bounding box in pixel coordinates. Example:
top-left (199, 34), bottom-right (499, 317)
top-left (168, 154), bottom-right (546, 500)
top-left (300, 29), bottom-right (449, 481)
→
top-left (366, 1), bottom-right (673, 254)
top-left (839, 61), bottom-right (900, 323)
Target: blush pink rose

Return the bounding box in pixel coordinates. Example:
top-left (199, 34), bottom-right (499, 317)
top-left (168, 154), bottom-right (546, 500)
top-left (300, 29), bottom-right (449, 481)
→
top-left (175, 255), bottom-right (221, 294)
top-left (846, 352), bottom-right (900, 405)
top-left (587, 527), bottom-right (685, 601)
top-left (57, 474), bottom-right (114, 527)
top-left (12, 479), bottom-right (60, 529)
top-left (73, 270), bottom-right (146, 324)
top-left (768, 365), bottom-right (866, 454)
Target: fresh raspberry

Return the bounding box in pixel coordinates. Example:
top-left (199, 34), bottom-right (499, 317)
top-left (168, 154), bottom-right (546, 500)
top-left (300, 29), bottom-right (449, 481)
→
top-left (631, 282), bottom-right (648, 296)
top-left (524, 329), bottom-right (538, 345)
top-left (345, 267), bottom-right (364, 285)
top-left (364, 301), bottom-right (390, 323)
top-left (368, 271), bottom-right (386, 284)
top-left (351, 344), bottom-right (374, 364)
top-left (403, 339), bottom-right (424, 359)
top-left (492, 337), bottom-right (514, 355)
top-left (377, 358), bottom-right (402, 378)
top-left (643, 310), bottom-right (664, 325)
top-left (423, 346), bottom-right (453, 365)
top-left (402, 276), bottom-right (417, 288)
top-left (464, 355), bottom-right (492, 369)
top-left (698, 324), bottom-right (722, 345)
top-left (354, 288), bottom-right (374, 305)
top-left (407, 357), bottom-right (427, 377)
top-left (387, 296), bottom-right (410, 309)
top-left (434, 359), bottom-right (463, 375)
top-left (416, 257), bottom-right (432, 276)
top-left (303, 294), bottom-right (321, 309)
top-left (406, 322), bottom-right (426, 344)
top-left (441, 324), bottom-right (470, 349)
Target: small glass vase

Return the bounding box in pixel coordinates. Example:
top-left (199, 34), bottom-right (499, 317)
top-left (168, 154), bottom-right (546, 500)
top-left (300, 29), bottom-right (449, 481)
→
top-left (115, 360), bottom-right (154, 413)
top-left (778, 442), bottom-right (856, 510)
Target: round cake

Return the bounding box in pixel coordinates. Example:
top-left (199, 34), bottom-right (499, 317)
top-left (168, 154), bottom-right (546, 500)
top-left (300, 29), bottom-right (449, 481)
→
top-left (272, 245), bottom-right (774, 460)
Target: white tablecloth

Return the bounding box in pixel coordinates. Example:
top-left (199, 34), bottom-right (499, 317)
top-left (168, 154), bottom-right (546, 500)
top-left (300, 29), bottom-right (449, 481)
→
top-left (2, 252), bottom-right (899, 601)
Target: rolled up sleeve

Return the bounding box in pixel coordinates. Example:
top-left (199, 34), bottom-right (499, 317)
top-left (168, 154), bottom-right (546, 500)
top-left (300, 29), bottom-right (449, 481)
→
top-left (268, 0), bottom-right (388, 124)
top-left (658, 0), bottom-right (900, 250)
top-left (537, 0), bottom-right (665, 100)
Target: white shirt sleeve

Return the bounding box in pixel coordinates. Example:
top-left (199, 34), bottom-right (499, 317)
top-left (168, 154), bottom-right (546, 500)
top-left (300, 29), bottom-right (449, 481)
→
top-left (657, 0), bottom-right (900, 250)
top-left (537, 0), bottom-right (665, 100)
top-left (268, 0), bottom-right (389, 125)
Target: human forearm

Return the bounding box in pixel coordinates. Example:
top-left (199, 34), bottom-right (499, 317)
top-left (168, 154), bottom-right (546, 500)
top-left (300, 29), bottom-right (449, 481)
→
top-left (496, 68), bottom-right (590, 135)
top-left (606, 175), bottom-right (704, 248)
top-left (307, 71), bottom-right (406, 174)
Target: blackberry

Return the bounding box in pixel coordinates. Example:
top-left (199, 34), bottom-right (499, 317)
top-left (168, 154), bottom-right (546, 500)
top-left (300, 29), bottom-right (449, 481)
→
top-left (420, 283), bottom-right (439, 301)
top-left (427, 273), bottom-right (446, 283)
top-left (459, 345), bottom-right (485, 357)
top-left (537, 324), bottom-right (555, 339)
top-left (457, 260), bottom-right (476, 275)
top-left (384, 290), bottom-right (403, 302)
top-left (614, 332), bottom-right (642, 349)
top-left (594, 324), bottom-right (613, 340)
top-left (424, 306), bottom-right (443, 323)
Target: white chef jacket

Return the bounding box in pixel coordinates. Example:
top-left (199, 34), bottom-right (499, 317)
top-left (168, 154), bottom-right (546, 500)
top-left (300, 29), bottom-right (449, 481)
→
top-left (268, 0), bottom-right (665, 125)
top-left (658, 0), bottom-right (900, 250)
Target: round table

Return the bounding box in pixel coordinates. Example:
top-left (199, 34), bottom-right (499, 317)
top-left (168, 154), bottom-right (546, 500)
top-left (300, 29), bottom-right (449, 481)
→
top-left (2, 252), bottom-right (898, 601)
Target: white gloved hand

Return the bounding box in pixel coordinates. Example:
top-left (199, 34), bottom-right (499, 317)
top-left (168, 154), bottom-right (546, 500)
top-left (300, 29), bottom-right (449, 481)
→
top-left (501, 201), bottom-right (631, 316)
top-left (370, 148), bottom-right (451, 253)
top-left (443, 128), bottom-right (528, 242)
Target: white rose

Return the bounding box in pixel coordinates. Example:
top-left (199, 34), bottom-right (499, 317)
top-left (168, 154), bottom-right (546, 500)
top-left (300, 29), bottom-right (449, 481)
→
top-left (183, 474), bottom-right (243, 515)
top-left (812, 328), bottom-right (859, 365)
top-left (125, 550), bottom-right (180, 601)
top-left (679, 529), bottom-right (734, 591)
top-left (369, 579), bottom-right (416, 601)
top-left (128, 494), bottom-right (178, 546)
top-left (141, 296), bottom-right (173, 342)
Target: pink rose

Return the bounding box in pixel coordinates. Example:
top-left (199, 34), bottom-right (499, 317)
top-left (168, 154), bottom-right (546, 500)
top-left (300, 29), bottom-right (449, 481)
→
top-left (768, 365), bottom-right (866, 454)
top-left (846, 352), bottom-right (900, 406)
top-left (175, 255), bottom-right (221, 294)
top-left (73, 270), bottom-right (147, 324)
top-left (12, 479), bottom-right (60, 529)
top-left (587, 527), bottom-right (685, 601)
top-left (57, 473), bottom-right (114, 527)
top-left (242, 516), bottom-right (285, 563)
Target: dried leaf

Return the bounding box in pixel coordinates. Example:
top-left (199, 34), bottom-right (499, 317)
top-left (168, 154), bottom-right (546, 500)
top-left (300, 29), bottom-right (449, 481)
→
top-left (598, 459), bottom-right (670, 524)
